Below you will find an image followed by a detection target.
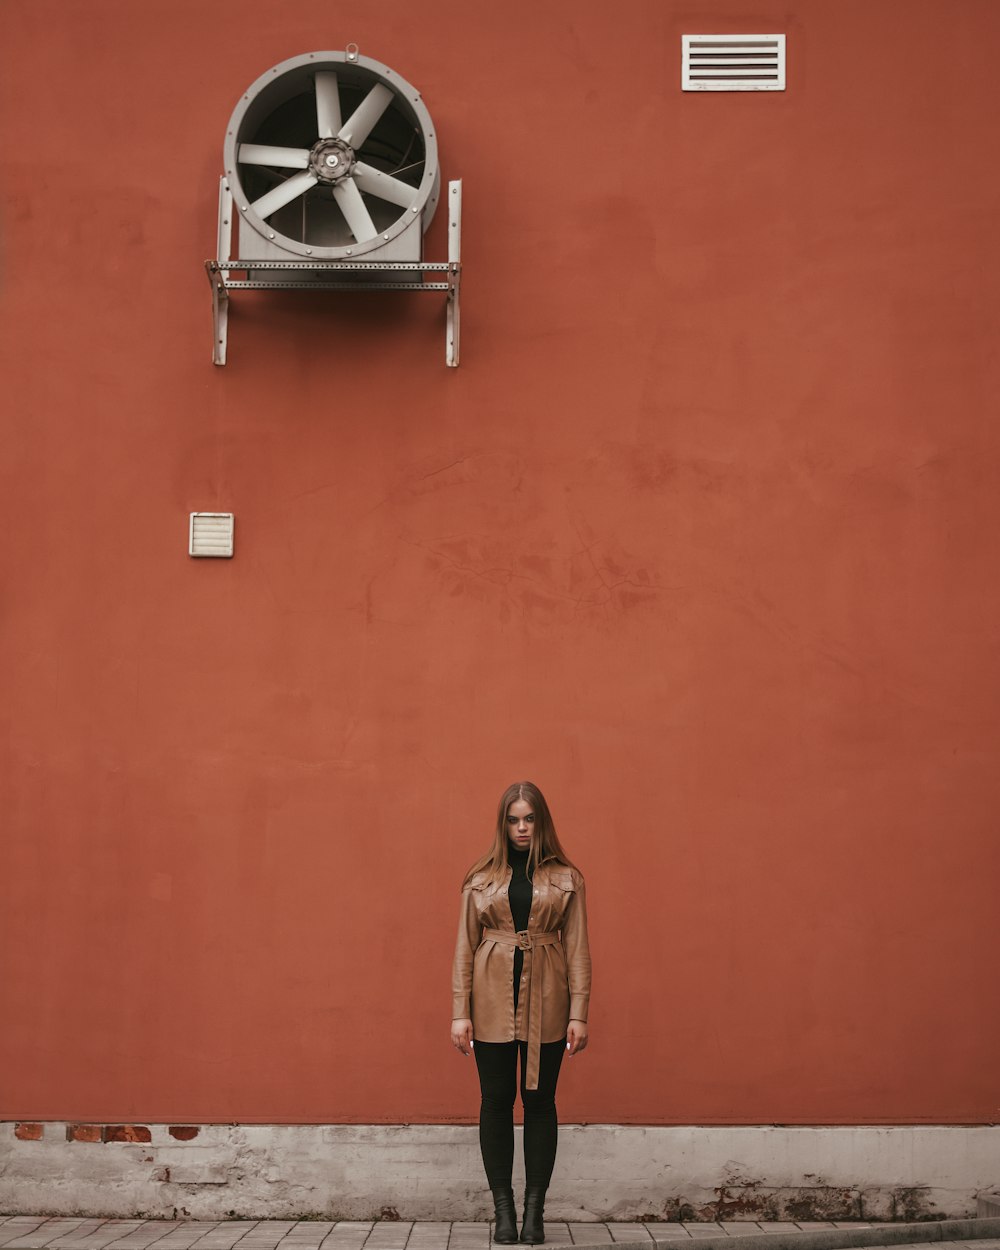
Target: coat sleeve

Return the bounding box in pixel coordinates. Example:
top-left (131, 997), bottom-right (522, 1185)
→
top-left (451, 884), bottom-right (482, 1020)
top-left (563, 873), bottom-right (592, 1022)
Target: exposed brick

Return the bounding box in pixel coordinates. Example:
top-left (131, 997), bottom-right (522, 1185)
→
top-left (169, 1126), bottom-right (200, 1141)
top-left (14, 1122), bottom-right (43, 1141)
top-left (67, 1124), bottom-right (103, 1143)
top-left (104, 1124), bottom-right (152, 1143)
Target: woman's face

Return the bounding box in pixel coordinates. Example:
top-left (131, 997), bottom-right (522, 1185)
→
top-left (506, 798), bottom-right (535, 852)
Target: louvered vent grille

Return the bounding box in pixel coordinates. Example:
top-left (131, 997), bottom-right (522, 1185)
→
top-left (189, 512), bottom-right (234, 558)
top-left (682, 34), bottom-right (786, 91)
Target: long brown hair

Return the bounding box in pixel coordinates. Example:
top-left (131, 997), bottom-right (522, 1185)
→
top-left (462, 781), bottom-right (574, 887)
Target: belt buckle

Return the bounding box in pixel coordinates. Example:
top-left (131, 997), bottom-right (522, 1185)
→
top-left (515, 930), bottom-right (532, 950)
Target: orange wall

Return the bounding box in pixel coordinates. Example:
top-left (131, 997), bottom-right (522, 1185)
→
top-left (2, 0), bottom-right (998, 1126)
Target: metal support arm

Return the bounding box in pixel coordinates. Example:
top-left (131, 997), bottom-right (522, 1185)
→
top-left (205, 177), bottom-right (463, 367)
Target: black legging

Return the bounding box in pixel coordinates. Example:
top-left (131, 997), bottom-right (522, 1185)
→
top-left (474, 1038), bottom-right (565, 1190)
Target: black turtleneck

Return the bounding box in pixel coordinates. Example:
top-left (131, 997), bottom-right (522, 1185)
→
top-left (508, 844), bottom-right (533, 1011)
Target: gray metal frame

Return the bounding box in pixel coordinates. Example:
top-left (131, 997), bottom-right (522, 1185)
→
top-left (205, 176), bottom-right (462, 367)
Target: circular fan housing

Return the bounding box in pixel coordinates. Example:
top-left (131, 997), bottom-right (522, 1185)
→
top-left (223, 50), bottom-right (440, 260)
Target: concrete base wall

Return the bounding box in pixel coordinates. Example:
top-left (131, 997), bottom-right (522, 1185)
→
top-left (1, 1125), bottom-right (997, 1222)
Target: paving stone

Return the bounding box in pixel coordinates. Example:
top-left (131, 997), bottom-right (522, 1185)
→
top-left (105, 1234), bottom-right (176, 1248)
top-left (364, 1226), bottom-right (413, 1250)
top-left (758, 1226), bottom-right (801, 1235)
top-left (104, 1235), bottom-right (174, 1247)
top-left (149, 1239), bottom-right (216, 1249)
top-left (158, 1233), bottom-right (221, 1240)
top-left (5, 1229), bottom-right (94, 1250)
top-left (405, 1220), bottom-right (447, 1250)
top-left (158, 1238), bottom-right (220, 1243)
top-left (52, 1239), bottom-right (130, 1249)
top-left (792, 1226), bottom-right (836, 1231)
top-left (446, 1226), bottom-right (489, 1250)
top-left (53, 1225), bottom-right (115, 1238)
top-left (569, 1227), bottom-right (613, 1245)
top-left (644, 1227), bottom-right (692, 1240)
top-left (679, 1230), bottom-right (724, 1240)
top-left (111, 1225), bottom-right (175, 1231)
top-left (405, 1229), bottom-right (449, 1250)
top-left (14, 1231), bottom-right (64, 1240)
top-left (606, 1227), bottom-right (652, 1243)
top-left (319, 1228), bottom-right (372, 1250)
top-left (59, 1231), bottom-right (143, 1245)
top-left (43, 1242), bottom-right (118, 1249)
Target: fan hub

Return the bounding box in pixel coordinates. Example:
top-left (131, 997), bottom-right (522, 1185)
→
top-left (310, 137), bottom-right (356, 183)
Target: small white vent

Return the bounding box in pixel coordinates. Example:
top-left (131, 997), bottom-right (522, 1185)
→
top-left (682, 34), bottom-right (786, 91)
top-left (189, 512), bottom-right (234, 558)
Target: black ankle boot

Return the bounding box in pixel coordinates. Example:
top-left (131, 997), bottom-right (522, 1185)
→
top-left (491, 1186), bottom-right (518, 1244)
top-left (519, 1186), bottom-right (546, 1244)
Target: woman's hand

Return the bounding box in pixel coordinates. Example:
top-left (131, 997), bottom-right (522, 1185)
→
top-left (566, 1019), bottom-right (589, 1056)
top-left (451, 1018), bottom-right (474, 1056)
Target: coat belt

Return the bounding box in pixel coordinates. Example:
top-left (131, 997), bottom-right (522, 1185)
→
top-left (482, 928), bottom-right (560, 1090)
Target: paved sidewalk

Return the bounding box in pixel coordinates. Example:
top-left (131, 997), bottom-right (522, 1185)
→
top-left (1, 1220), bottom-right (999, 1250)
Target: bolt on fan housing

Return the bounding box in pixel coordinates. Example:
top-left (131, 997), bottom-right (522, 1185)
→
top-left (225, 47), bottom-right (440, 261)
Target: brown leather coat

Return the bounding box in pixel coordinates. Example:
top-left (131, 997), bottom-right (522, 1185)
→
top-left (452, 859), bottom-right (591, 1089)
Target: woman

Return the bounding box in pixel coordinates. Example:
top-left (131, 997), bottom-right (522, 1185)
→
top-left (451, 782), bottom-right (591, 1245)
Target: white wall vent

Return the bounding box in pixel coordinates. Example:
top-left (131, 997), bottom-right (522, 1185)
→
top-left (682, 34), bottom-right (786, 91)
top-left (189, 513), bottom-right (234, 558)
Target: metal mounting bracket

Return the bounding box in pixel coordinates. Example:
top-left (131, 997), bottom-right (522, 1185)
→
top-left (205, 177), bottom-right (462, 368)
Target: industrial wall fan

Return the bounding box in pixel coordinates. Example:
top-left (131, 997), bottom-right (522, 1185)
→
top-left (205, 46), bottom-right (462, 366)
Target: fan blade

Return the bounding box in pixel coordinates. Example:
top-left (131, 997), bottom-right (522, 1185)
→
top-left (338, 83), bottom-right (393, 149)
top-left (333, 177), bottom-right (378, 242)
top-left (239, 144), bottom-right (311, 168)
top-left (251, 170), bottom-right (318, 219)
top-left (315, 72), bottom-right (342, 138)
top-left (353, 161), bottom-right (418, 209)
